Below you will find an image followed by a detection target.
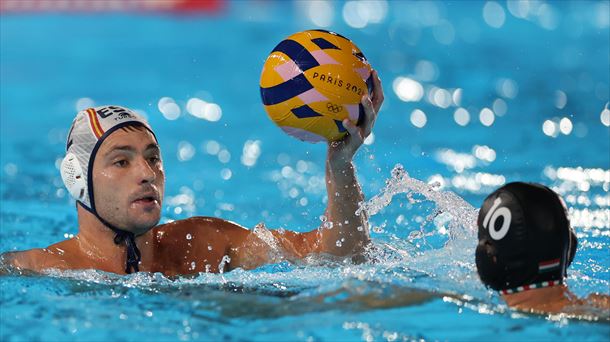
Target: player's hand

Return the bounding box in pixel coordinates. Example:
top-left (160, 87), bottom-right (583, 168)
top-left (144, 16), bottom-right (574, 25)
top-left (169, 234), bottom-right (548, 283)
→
top-left (328, 69), bottom-right (384, 164)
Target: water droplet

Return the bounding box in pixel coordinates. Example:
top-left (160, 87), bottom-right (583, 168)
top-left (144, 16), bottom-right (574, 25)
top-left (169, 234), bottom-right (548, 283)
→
top-left (186, 234), bottom-right (192, 240)
top-left (335, 240), bottom-right (343, 247)
top-left (408, 230), bottom-right (423, 240)
top-left (391, 164), bottom-right (407, 179)
top-left (218, 255), bottom-right (231, 274)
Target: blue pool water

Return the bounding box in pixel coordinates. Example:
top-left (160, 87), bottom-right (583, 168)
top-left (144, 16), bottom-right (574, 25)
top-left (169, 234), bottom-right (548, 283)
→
top-left (1, 1), bottom-right (609, 341)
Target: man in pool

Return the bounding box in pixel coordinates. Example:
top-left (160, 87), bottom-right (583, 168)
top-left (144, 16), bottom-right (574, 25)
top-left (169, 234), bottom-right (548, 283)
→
top-left (475, 182), bottom-right (609, 315)
top-left (1, 72), bottom-right (384, 276)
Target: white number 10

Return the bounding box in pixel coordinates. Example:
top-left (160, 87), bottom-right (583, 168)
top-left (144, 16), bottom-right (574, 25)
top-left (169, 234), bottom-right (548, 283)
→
top-left (483, 197), bottom-right (512, 240)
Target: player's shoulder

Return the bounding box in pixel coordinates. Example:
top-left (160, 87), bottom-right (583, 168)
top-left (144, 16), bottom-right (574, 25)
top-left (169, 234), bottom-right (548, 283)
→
top-left (154, 216), bottom-right (250, 242)
top-left (0, 247), bottom-right (58, 272)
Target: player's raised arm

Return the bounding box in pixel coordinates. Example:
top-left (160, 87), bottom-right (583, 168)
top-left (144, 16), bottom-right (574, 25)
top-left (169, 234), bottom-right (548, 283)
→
top-left (228, 71), bottom-right (383, 268)
top-left (311, 70), bottom-right (383, 257)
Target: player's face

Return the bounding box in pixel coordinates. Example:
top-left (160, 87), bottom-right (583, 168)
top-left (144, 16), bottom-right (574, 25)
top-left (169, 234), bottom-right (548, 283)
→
top-left (92, 126), bottom-right (164, 235)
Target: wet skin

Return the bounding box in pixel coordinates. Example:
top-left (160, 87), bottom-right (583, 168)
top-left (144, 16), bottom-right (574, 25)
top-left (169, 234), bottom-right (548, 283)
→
top-left (6, 215), bottom-right (321, 276)
top-left (501, 284), bottom-right (610, 318)
top-left (2, 71), bottom-right (385, 276)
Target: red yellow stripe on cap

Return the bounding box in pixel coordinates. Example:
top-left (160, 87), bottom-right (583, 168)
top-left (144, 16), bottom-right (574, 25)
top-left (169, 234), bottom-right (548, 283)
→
top-left (86, 108), bottom-right (104, 139)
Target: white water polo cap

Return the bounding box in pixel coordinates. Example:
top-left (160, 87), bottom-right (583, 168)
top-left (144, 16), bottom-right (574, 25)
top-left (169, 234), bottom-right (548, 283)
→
top-left (61, 105), bottom-right (156, 210)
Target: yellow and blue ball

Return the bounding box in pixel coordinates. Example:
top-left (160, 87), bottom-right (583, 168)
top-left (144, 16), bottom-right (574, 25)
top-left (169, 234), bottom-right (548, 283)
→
top-left (260, 30), bottom-right (373, 143)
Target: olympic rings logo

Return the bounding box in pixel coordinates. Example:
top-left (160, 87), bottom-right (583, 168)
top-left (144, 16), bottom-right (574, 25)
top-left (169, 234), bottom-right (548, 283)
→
top-left (326, 102), bottom-right (341, 113)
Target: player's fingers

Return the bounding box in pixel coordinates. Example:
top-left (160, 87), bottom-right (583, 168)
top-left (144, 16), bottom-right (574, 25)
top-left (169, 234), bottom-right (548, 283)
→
top-left (360, 96), bottom-right (375, 137)
top-left (371, 70), bottom-right (384, 113)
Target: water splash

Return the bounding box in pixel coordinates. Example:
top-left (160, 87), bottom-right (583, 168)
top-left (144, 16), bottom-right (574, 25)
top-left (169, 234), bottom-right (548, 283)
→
top-left (218, 255), bottom-right (231, 274)
top-left (359, 164), bottom-right (478, 241)
top-left (355, 164), bottom-right (482, 295)
top-left (252, 222), bottom-right (283, 260)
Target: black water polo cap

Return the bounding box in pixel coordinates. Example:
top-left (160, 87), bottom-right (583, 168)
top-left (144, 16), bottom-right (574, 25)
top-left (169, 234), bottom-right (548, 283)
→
top-left (475, 182), bottom-right (577, 293)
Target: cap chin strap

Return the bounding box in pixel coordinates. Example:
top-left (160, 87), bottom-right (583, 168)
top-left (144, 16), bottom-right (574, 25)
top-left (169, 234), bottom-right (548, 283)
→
top-left (79, 202), bottom-right (141, 274)
top-left (500, 279), bottom-right (563, 295)
top-left (112, 229), bottom-right (141, 274)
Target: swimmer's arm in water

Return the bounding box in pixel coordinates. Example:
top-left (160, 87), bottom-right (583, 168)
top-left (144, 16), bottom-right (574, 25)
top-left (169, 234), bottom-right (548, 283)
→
top-left (0, 248), bottom-right (60, 273)
top-left (314, 285), bottom-right (439, 309)
top-left (585, 293), bottom-right (610, 310)
top-left (1, 250), bottom-right (37, 271)
top-left (0, 251), bottom-right (22, 272)
top-left (227, 71), bottom-right (384, 268)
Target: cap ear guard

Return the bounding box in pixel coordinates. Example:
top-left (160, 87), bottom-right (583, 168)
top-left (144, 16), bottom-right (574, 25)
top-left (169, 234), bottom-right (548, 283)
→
top-left (541, 184), bottom-right (577, 273)
top-left (60, 152), bottom-right (87, 202)
top-left (557, 190), bottom-right (578, 268)
top-left (475, 239), bottom-right (504, 291)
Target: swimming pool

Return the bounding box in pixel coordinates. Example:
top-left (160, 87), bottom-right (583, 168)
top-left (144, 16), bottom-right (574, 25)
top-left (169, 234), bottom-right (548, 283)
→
top-left (1, 1), bottom-right (609, 340)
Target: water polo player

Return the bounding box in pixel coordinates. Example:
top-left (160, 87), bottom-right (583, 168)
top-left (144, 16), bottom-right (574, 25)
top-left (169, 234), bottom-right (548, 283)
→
top-left (476, 182), bottom-right (609, 315)
top-left (1, 71), bottom-right (384, 275)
